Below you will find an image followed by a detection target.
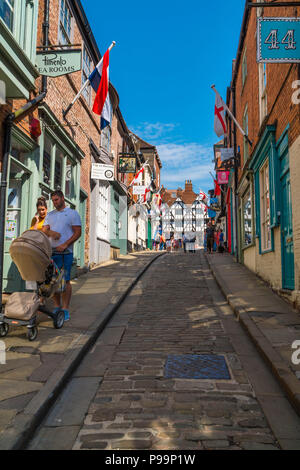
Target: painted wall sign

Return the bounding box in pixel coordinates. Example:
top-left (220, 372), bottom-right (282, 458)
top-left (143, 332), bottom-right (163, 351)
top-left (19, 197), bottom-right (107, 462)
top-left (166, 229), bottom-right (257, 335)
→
top-left (36, 49), bottom-right (82, 77)
top-left (257, 18), bottom-right (300, 63)
top-left (91, 163), bottom-right (114, 181)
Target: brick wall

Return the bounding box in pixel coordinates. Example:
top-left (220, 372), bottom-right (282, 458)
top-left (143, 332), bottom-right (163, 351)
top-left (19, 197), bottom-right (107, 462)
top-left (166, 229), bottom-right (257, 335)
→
top-left (231, 1), bottom-right (300, 297)
top-left (36, 0), bottom-right (102, 264)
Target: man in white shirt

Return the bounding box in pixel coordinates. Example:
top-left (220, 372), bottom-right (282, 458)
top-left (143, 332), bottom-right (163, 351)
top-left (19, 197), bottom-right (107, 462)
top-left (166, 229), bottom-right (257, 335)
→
top-left (43, 190), bottom-right (81, 322)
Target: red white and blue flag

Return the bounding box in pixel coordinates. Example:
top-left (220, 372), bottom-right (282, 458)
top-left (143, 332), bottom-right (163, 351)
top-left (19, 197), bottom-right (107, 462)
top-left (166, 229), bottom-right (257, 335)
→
top-left (89, 49), bottom-right (112, 129)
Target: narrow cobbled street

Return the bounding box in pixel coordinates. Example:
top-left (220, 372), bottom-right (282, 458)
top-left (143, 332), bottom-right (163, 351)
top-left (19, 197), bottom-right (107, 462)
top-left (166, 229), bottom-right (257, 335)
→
top-left (29, 252), bottom-right (300, 451)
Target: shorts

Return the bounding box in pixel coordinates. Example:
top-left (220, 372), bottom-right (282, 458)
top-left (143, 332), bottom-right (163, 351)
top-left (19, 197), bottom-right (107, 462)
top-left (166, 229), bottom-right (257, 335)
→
top-left (207, 238), bottom-right (214, 251)
top-left (52, 252), bottom-right (73, 282)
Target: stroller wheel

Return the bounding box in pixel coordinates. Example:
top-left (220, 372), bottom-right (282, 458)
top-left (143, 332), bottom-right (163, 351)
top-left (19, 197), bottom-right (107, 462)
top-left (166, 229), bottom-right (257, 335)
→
top-left (0, 323), bottom-right (9, 337)
top-left (27, 326), bottom-right (38, 342)
top-left (53, 310), bottom-right (65, 329)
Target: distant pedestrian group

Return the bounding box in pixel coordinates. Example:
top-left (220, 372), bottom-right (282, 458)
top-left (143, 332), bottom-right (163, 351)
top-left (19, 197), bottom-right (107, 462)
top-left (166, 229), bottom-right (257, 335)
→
top-left (205, 223), bottom-right (225, 254)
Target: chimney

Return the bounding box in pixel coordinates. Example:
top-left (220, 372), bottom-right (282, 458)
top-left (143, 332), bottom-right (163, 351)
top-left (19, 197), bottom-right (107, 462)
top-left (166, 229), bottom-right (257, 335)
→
top-left (185, 180), bottom-right (193, 191)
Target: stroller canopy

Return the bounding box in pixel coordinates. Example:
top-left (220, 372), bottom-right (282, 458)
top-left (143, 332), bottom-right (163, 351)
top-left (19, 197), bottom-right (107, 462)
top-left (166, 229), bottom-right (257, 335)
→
top-left (9, 230), bottom-right (52, 282)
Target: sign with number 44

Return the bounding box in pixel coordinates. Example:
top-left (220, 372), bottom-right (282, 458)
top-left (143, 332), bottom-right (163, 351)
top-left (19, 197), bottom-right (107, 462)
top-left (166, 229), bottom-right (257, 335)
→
top-left (257, 18), bottom-right (300, 63)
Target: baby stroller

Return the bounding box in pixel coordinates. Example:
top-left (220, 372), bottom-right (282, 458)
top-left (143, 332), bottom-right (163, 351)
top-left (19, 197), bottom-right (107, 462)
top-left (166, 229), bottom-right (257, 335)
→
top-left (0, 230), bottom-right (65, 341)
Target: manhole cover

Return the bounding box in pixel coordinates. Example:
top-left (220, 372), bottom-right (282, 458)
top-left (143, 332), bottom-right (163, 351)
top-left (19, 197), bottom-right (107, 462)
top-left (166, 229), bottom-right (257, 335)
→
top-left (164, 354), bottom-right (231, 380)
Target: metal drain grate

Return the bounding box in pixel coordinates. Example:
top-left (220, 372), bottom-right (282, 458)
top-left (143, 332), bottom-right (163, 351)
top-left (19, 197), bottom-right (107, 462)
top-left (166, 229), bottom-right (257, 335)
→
top-left (164, 354), bottom-right (231, 380)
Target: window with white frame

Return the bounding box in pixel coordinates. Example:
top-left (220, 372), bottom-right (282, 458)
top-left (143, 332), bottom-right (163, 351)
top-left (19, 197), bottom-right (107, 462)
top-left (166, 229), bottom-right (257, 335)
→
top-left (243, 105), bottom-right (249, 163)
top-left (42, 133), bottom-right (77, 202)
top-left (59, 0), bottom-right (72, 45)
top-left (101, 126), bottom-right (111, 153)
top-left (259, 63), bottom-right (267, 125)
top-left (260, 160), bottom-right (271, 251)
top-left (96, 182), bottom-right (109, 241)
top-left (0, 0), bottom-right (14, 31)
top-left (82, 46), bottom-right (92, 105)
top-left (243, 188), bottom-right (252, 246)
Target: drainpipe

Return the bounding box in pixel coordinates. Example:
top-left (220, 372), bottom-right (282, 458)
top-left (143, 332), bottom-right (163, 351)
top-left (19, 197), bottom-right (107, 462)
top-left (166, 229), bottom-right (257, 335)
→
top-left (0, 0), bottom-right (49, 311)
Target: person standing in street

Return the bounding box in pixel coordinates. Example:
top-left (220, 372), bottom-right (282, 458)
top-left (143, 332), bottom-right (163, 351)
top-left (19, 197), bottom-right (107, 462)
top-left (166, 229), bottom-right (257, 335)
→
top-left (218, 229), bottom-right (225, 253)
top-left (183, 233), bottom-right (187, 253)
top-left (42, 190), bottom-right (82, 322)
top-left (206, 222), bottom-right (215, 254)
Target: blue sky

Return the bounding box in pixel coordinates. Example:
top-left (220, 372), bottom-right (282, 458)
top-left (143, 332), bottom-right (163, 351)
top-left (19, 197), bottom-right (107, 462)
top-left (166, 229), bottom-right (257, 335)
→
top-left (83, 0), bottom-right (245, 194)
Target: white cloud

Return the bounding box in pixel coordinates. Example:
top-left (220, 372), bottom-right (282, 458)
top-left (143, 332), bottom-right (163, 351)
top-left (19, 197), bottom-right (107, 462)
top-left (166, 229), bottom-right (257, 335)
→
top-left (130, 121), bottom-right (216, 193)
top-left (130, 122), bottom-right (178, 141)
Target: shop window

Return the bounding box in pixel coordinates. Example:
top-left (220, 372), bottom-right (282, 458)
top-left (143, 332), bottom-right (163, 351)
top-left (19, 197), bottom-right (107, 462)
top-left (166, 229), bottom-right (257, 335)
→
top-left (43, 135), bottom-right (52, 185)
top-left (65, 158), bottom-right (75, 200)
top-left (97, 182), bottom-right (109, 240)
top-left (54, 147), bottom-right (63, 190)
top-left (59, 0), bottom-right (72, 45)
top-left (11, 140), bottom-right (29, 166)
top-left (0, 0), bottom-right (14, 31)
top-left (5, 160), bottom-right (22, 241)
top-left (42, 133), bottom-right (77, 203)
top-left (243, 188), bottom-right (252, 246)
top-left (260, 160), bottom-right (271, 251)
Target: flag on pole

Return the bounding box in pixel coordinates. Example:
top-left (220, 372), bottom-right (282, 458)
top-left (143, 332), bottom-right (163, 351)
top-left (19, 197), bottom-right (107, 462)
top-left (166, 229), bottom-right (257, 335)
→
top-left (154, 193), bottom-right (162, 208)
top-left (214, 179), bottom-right (221, 197)
top-left (130, 167), bottom-right (145, 187)
top-left (212, 85), bottom-right (252, 145)
top-left (214, 89), bottom-right (227, 137)
top-left (200, 190), bottom-right (209, 206)
top-left (89, 48), bottom-right (112, 129)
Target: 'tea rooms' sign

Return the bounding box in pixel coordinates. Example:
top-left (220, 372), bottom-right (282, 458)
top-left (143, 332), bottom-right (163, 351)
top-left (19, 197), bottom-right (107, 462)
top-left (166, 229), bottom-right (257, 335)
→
top-left (36, 50), bottom-right (82, 77)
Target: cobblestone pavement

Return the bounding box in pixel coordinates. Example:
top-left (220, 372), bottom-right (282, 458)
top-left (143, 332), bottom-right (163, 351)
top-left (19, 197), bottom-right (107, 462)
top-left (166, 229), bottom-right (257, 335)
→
top-left (57, 251), bottom-right (287, 451)
top-left (30, 251), bottom-right (299, 450)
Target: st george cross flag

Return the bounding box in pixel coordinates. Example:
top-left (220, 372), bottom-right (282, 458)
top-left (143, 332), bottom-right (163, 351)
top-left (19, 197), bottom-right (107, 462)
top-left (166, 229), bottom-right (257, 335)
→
top-left (131, 167), bottom-right (145, 186)
top-left (154, 193), bottom-right (162, 208)
top-left (214, 90), bottom-right (227, 137)
top-left (89, 48), bottom-right (112, 129)
top-left (200, 190), bottom-right (209, 206)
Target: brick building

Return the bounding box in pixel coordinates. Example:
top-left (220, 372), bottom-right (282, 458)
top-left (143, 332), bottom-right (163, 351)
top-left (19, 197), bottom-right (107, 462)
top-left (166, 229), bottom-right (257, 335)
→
top-left (223, 0), bottom-right (300, 306)
top-left (0, 0), bottom-right (140, 294)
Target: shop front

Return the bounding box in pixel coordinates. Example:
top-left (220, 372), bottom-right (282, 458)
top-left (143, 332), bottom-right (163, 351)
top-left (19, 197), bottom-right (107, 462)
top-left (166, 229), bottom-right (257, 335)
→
top-left (3, 106), bottom-right (84, 292)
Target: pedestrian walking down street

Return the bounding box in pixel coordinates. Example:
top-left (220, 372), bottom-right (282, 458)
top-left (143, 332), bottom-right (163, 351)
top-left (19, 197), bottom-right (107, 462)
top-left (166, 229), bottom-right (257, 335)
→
top-left (206, 222), bottom-right (215, 254)
top-left (30, 197), bottom-right (61, 241)
top-left (183, 233), bottom-right (187, 253)
top-left (42, 190), bottom-right (82, 322)
top-left (218, 229), bottom-right (225, 253)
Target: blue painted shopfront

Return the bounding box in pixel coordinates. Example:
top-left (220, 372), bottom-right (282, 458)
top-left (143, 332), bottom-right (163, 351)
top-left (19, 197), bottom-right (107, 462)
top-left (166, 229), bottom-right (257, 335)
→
top-left (250, 125), bottom-right (295, 290)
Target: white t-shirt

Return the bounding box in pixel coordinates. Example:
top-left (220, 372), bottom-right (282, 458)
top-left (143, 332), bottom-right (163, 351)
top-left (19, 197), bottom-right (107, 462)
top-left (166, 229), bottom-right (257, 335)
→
top-left (44, 206), bottom-right (81, 252)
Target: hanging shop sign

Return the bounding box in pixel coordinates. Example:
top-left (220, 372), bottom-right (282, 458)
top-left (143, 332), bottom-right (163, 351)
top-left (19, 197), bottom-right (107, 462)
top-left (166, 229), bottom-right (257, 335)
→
top-left (257, 18), bottom-right (300, 63)
top-left (118, 155), bottom-right (137, 174)
top-left (217, 171), bottom-right (230, 185)
top-left (36, 49), bottom-right (82, 77)
top-left (220, 148), bottom-right (234, 162)
top-left (91, 163), bottom-right (115, 181)
top-left (133, 186), bottom-right (146, 195)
